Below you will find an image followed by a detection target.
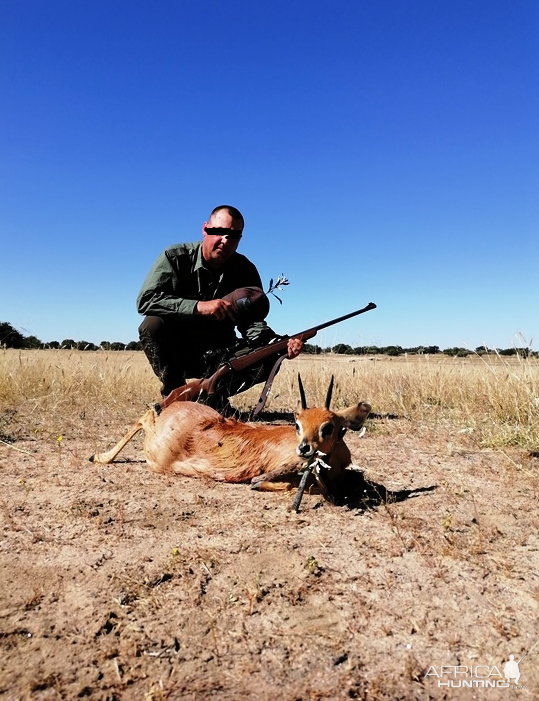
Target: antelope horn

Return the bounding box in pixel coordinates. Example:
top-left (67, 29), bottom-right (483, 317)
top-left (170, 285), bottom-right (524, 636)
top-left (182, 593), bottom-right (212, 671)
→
top-left (298, 373), bottom-right (307, 410)
top-left (325, 375), bottom-right (335, 409)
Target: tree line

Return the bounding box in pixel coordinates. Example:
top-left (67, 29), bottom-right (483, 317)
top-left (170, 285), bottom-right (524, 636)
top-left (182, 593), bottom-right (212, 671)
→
top-left (0, 322), bottom-right (142, 351)
top-left (302, 342), bottom-right (536, 358)
top-left (1, 321), bottom-right (535, 357)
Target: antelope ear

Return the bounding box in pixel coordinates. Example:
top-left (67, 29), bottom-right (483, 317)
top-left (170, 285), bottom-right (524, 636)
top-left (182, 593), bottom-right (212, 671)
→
top-left (336, 402), bottom-right (371, 431)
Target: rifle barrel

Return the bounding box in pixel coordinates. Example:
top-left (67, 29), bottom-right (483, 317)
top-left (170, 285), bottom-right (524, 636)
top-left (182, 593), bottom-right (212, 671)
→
top-left (306, 301), bottom-right (377, 335)
top-left (229, 301), bottom-right (376, 371)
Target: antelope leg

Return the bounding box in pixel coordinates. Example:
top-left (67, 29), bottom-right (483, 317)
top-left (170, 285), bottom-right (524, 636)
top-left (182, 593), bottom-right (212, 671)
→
top-left (250, 463), bottom-right (299, 490)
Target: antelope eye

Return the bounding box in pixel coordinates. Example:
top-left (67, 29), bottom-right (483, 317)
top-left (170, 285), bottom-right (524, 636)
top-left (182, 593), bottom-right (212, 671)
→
top-left (295, 422), bottom-right (300, 434)
top-left (321, 422), bottom-right (334, 439)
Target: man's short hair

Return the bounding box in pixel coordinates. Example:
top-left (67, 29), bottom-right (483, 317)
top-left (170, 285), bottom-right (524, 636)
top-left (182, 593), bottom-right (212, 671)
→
top-left (210, 205), bottom-right (245, 230)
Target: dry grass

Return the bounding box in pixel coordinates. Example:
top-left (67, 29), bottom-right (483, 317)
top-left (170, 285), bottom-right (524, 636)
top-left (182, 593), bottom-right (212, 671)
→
top-left (1, 349), bottom-right (539, 700)
top-left (4, 348), bottom-right (537, 449)
top-left (237, 352), bottom-right (539, 451)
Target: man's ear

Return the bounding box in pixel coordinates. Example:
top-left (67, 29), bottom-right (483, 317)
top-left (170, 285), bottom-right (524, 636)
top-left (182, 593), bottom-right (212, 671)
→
top-left (202, 221), bottom-right (209, 237)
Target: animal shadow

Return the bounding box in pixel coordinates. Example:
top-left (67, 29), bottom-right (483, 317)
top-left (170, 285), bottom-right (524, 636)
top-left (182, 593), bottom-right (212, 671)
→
top-left (251, 411), bottom-right (436, 510)
top-left (245, 410), bottom-right (295, 423)
top-left (334, 469), bottom-right (437, 510)
top-left (250, 411), bottom-right (403, 423)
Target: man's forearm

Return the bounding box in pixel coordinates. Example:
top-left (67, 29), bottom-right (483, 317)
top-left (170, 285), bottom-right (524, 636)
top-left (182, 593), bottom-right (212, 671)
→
top-left (136, 291), bottom-right (199, 317)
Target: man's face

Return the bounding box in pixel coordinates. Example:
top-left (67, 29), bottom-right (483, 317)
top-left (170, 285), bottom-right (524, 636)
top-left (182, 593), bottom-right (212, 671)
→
top-left (201, 210), bottom-right (243, 269)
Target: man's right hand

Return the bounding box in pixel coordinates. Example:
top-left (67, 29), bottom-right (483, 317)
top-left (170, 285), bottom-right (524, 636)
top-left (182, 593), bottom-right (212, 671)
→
top-left (196, 299), bottom-right (236, 321)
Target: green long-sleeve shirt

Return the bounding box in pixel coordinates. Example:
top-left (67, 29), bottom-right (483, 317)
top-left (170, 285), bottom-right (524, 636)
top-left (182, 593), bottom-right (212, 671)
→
top-left (137, 241), bottom-right (275, 345)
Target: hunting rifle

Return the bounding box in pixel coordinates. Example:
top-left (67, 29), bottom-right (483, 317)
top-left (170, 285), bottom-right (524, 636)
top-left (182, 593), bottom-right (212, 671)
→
top-left (155, 301), bottom-right (377, 417)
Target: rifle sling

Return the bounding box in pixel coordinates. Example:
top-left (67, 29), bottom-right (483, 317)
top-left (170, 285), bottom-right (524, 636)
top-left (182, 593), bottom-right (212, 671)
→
top-left (249, 352), bottom-right (288, 420)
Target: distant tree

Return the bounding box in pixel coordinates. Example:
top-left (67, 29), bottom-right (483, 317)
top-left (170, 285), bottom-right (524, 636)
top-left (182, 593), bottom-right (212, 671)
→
top-left (61, 339), bottom-right (76, 349)
top-left (475, 346), bottom-right (489, 355)
top-left (403, 346), bottom-right (440, 355)
top-left (22, 335), bottom-right (42, 349)
top-left (100, 341), bottom-right (112, 350)
top-left (302, 343), bottom-right (322, 355)
top-left (332, 343), bottom-right (354, 355)
top-left (381, 345), bottom-right (404, 356)
top-left (353, 346), bottom-right (380, 355)
top-left (443, 347), bottom-right (469, 357)
top-left (0, 322), bottom-right (25, 348)
top-left (110, 342), bottom-right (126, 351)
top-left (47, 341), bottom-right (61, 349)
top-left (499, 347), bottom-right (524, 356)
top-left (76, 341), bottom-right (98, 351)
top-left (126, 341), bottom-right (142, 351)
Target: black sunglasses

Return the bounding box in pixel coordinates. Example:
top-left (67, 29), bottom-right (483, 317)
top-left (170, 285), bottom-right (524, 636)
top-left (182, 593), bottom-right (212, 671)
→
top-left (204, 227), bottom-right (242, 240)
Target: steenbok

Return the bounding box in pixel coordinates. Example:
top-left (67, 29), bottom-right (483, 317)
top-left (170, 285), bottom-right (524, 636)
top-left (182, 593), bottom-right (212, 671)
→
top-left (90, 376), bottom-right (371, 498)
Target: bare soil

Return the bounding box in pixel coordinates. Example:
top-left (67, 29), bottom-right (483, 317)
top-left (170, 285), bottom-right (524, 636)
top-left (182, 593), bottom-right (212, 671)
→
top-left (1, 409), bottom-right (538, 700)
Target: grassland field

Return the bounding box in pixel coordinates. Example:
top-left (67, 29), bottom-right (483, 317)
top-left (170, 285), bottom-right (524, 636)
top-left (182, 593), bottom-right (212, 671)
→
top-left (1, 349), bottom-right (538, 700)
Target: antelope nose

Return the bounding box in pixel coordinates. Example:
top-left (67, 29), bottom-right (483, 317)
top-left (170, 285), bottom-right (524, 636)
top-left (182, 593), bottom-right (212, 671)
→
top-left (297, 441), bottom-right (313, 457)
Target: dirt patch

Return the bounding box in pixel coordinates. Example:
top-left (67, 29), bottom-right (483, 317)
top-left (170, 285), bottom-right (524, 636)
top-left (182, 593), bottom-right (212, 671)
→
top-left (1, 416), bottom-right (538, 700)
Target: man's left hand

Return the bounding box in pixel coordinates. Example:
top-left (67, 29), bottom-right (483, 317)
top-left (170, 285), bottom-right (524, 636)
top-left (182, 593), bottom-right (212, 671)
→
top-left (287, 336), bottom-right (303, 359)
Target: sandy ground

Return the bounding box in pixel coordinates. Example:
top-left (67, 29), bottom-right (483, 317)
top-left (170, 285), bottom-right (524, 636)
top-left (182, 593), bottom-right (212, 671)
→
top-left (1, 409), bottom-right (538, 700)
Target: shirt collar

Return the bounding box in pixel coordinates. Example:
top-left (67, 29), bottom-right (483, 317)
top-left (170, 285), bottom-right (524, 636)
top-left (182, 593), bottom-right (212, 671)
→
top-left (193, 242), bottom-right (206, 272)
top-left (194, 240), bottom-right (236, 273)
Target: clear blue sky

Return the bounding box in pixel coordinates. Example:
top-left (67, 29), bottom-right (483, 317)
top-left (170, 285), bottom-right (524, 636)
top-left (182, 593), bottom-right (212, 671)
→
top-left (1, 0), bottom-right (537, 350)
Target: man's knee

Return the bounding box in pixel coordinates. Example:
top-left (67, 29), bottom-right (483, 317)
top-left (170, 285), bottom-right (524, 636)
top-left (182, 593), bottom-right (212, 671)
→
top-left (139, 315), bottom-right (166, 341)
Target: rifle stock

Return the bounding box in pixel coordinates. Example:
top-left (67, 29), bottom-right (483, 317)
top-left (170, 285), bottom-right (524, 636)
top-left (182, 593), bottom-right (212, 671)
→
top-left (157, 301), bottom-right (376, 412)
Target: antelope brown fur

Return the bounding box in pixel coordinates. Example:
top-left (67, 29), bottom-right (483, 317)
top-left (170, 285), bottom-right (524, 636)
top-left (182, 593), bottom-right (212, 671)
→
top-left (89, 376), bottom-right (371, 493)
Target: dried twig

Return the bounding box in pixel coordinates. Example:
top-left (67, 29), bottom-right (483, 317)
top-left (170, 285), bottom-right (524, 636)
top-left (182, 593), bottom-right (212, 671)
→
top-left (0, 438), bottom-right (37, 458)
top-left (266, 274), bottom-right (290, 305)
top-left (291, 460), bottom-right (315, 513)
top-left (291, 454), bottom-right (333, 513)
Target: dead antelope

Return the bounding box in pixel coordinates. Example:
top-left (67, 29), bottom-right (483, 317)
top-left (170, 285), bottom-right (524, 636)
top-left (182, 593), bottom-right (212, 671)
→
top-left (90, 375), bottom-right (371, 497)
